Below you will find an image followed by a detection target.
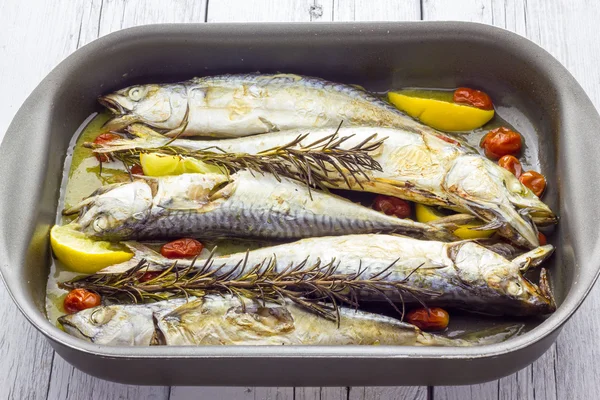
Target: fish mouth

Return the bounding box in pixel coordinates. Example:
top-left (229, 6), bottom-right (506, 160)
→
top-left (98, 95), bottom-right (126, 115)
top-left (57, 316), bottom-right (93, 342)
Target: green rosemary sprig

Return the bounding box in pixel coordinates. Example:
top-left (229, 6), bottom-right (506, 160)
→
top-left (87, 124), bottom-right (386, 197)
top-left (59, 251), bottom-right (437, 325)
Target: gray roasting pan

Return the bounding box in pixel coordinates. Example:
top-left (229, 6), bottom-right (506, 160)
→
top-left (1, 22), bottom-right (599, 386)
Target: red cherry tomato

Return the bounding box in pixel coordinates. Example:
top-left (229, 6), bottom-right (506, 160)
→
top-left (406, 307), bottom-right (449, 331)
top-left (538, 232), bottom-right (548, 246)
top-left (480, 127), bottom-right (522, 160)
top-left (372, 195), bottom-right (412, 219)
top-left (519, 171), bottom-right (547, 197)
top-left (161, 238), bottom-right (204, 259)
top-left (130, 164), bottom-right (144, 175)
top-left (63, 289), bottom-right (101, 314)
top-left (498, 155), bottom-right (523, 178)
top-left (93, 133), bottom-right (121, 162)
top-left (453, 87), bottom-right (494, 110)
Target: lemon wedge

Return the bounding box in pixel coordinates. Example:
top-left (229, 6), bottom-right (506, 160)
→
top-left (50, 225), bottom-right (133, 273)
top-left (453, 223), bottom-right (495, 240)
top-left (415, 204), bottom-right (494, 240)
top-left (388, 92), bottom-right (494, 132)
top-left (140, 153), bottom-right (224, 177)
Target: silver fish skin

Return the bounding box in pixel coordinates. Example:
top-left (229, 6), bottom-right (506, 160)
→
top-left (58, 298), bottom-right (187, 346)
top-left (104, 234), bottom-right (556, 316)
top-left (98, 126), bottom-right (557, 248)
top-left (65, 170), bottom-right (453, 242)
top-left (99, 73), bottom-right (436, 138)
top-left (58, 295), bottom-right (523, 346)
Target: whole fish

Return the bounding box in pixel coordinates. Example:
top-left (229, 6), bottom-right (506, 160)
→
top-left (58, 294), bottom-right (522, 346)
top-left (64, 170), bottom-right (454, 242)
top-left (99, 73), bottom-right (440, 138)
top-left (103, 234), bottom-right (556, 316)
top-left (96, 126), bottom-right (557, 248)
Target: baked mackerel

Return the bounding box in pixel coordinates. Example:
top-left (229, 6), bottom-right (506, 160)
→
top-left (101, 234), bottom-right (556, 316)
top-left (65, 170), bottom-right (454, 241)
top-left (58, 294), bottom-right (522, 346)
top-left (99, 73), bottom-right (439, 138)
top-left (95, 126), bottom-right (557, 248)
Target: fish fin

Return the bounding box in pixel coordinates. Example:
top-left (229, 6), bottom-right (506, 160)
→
top-left (127, 124), bottom-right (166, 139)
top-left (453, 324), bottom-right (524, 345)
top-left (98, 242), bottom-right (166, 274)
top-left (429, 213), bottom-right (479, 230)
top-left (419, 323), bottom-right (524, 346)
top-left (102, 114), bottom-right (139, 131)
top-left (513, 245), bottom-right (554, 272)
top-left (62, 182), bottom-right (129, 215)
top-left (258, 116), bottom-right (280, 132)
top-left (470, 218), bottom-right (504, 231)
top-left (538, 268), bottom-right (557, 310)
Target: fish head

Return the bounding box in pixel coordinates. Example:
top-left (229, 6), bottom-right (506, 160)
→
top-left (67, 180), bottom-right (153, 240)
top-left (100, 83), bottom-right (188, 131)
top-left (58, 305), bottom-right (155, 345)
top-left (445, 156), bottom-right (557, 248)
top-left (449, 241), bottom-right (556, 315)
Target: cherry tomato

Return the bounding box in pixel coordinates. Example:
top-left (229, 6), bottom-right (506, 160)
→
top-left (519, 170), bottom-right (547, 197)
top-left (480, 127), bottom-right (522, 160)
top-left (372, 195), bottom-right (412, 219)
top-left (161, 238), bottom-right (204, 259)
top-left (63, 289), bottom-right (101, 314)
top-left (498, 155), bottom-right (523, 178)
top-left (538, 232), bottom-right (547, 246)
top-left (453, 87), bottom-right (494, 110)
top-left (93, 133), bottom-right (121, 162)
top-left (130, 164), bottom-right (144, 175)
top-left (139, 271), bottom-right (161, 282)
top-left (406, 307), bottom-right (449, 331)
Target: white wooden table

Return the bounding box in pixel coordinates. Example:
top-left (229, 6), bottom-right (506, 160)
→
top-left (1, 1), bottom-right (599, 399)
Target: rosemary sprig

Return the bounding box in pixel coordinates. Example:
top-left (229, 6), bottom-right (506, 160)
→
top-left (59, 252), bottom-right (438, 325)
top-left (88, 124), bottom-right (386, 197)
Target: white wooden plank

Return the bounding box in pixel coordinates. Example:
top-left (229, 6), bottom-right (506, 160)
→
top-left (207, 0), bottom-right (315, 22)
top-left (426, 1), bottom-right (600, 399)
top-left (46, 354), bottom-right (169, 400)
top-left (519, 2), bottom-right (600, 400)
top-left (329, 4), bottom-right (427, 398)
top-left (0, 1), bottom-right (88, 399)
top-left (295, 387), bottom-right (348, 400)
top-left (349, 386), bottom-right (428, 400)
top-left (331, 0), bottom-right (420, 21)
top-left (170, 386), bottom-right (294, 400)
top-left (39, 1), bottom-right (201, 396)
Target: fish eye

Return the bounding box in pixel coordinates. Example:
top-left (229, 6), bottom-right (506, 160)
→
top-left (90, 308), bottom-right (115, 325)
top-left (90, 309), bottom-right (105, 325)
top-left (129, 87), bottom-right (143, 101)
top-left (93, 215), bottom-right (109, 232)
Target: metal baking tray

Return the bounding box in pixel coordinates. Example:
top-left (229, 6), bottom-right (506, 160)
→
top-left (1, 22), bottom-right (599, 386)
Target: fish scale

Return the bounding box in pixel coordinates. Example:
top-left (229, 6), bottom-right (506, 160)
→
top-left (101, 234), bottom-right (556, 316)
top-left (98, 126), bottom-right (557, 248)
top-left (58, 294), bottom-right (523, 347)
top-left (69, 170), bottom-right (453, 242)
top-left (100, 73), bottom-right (431, 138)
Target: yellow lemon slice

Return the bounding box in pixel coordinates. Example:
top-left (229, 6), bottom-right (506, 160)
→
top-left (140, 153), bottom-right (225, 177)
top-left (415, 203), bottom-right (448, 224)
top-left (415, 204), bottom-right (494, 239)
top-left (453, 223), bottom-right (495, 240)
top-left (388, 92), bottom-right (494, 132)
top-left (50, 225), bottom-right (133, 273)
